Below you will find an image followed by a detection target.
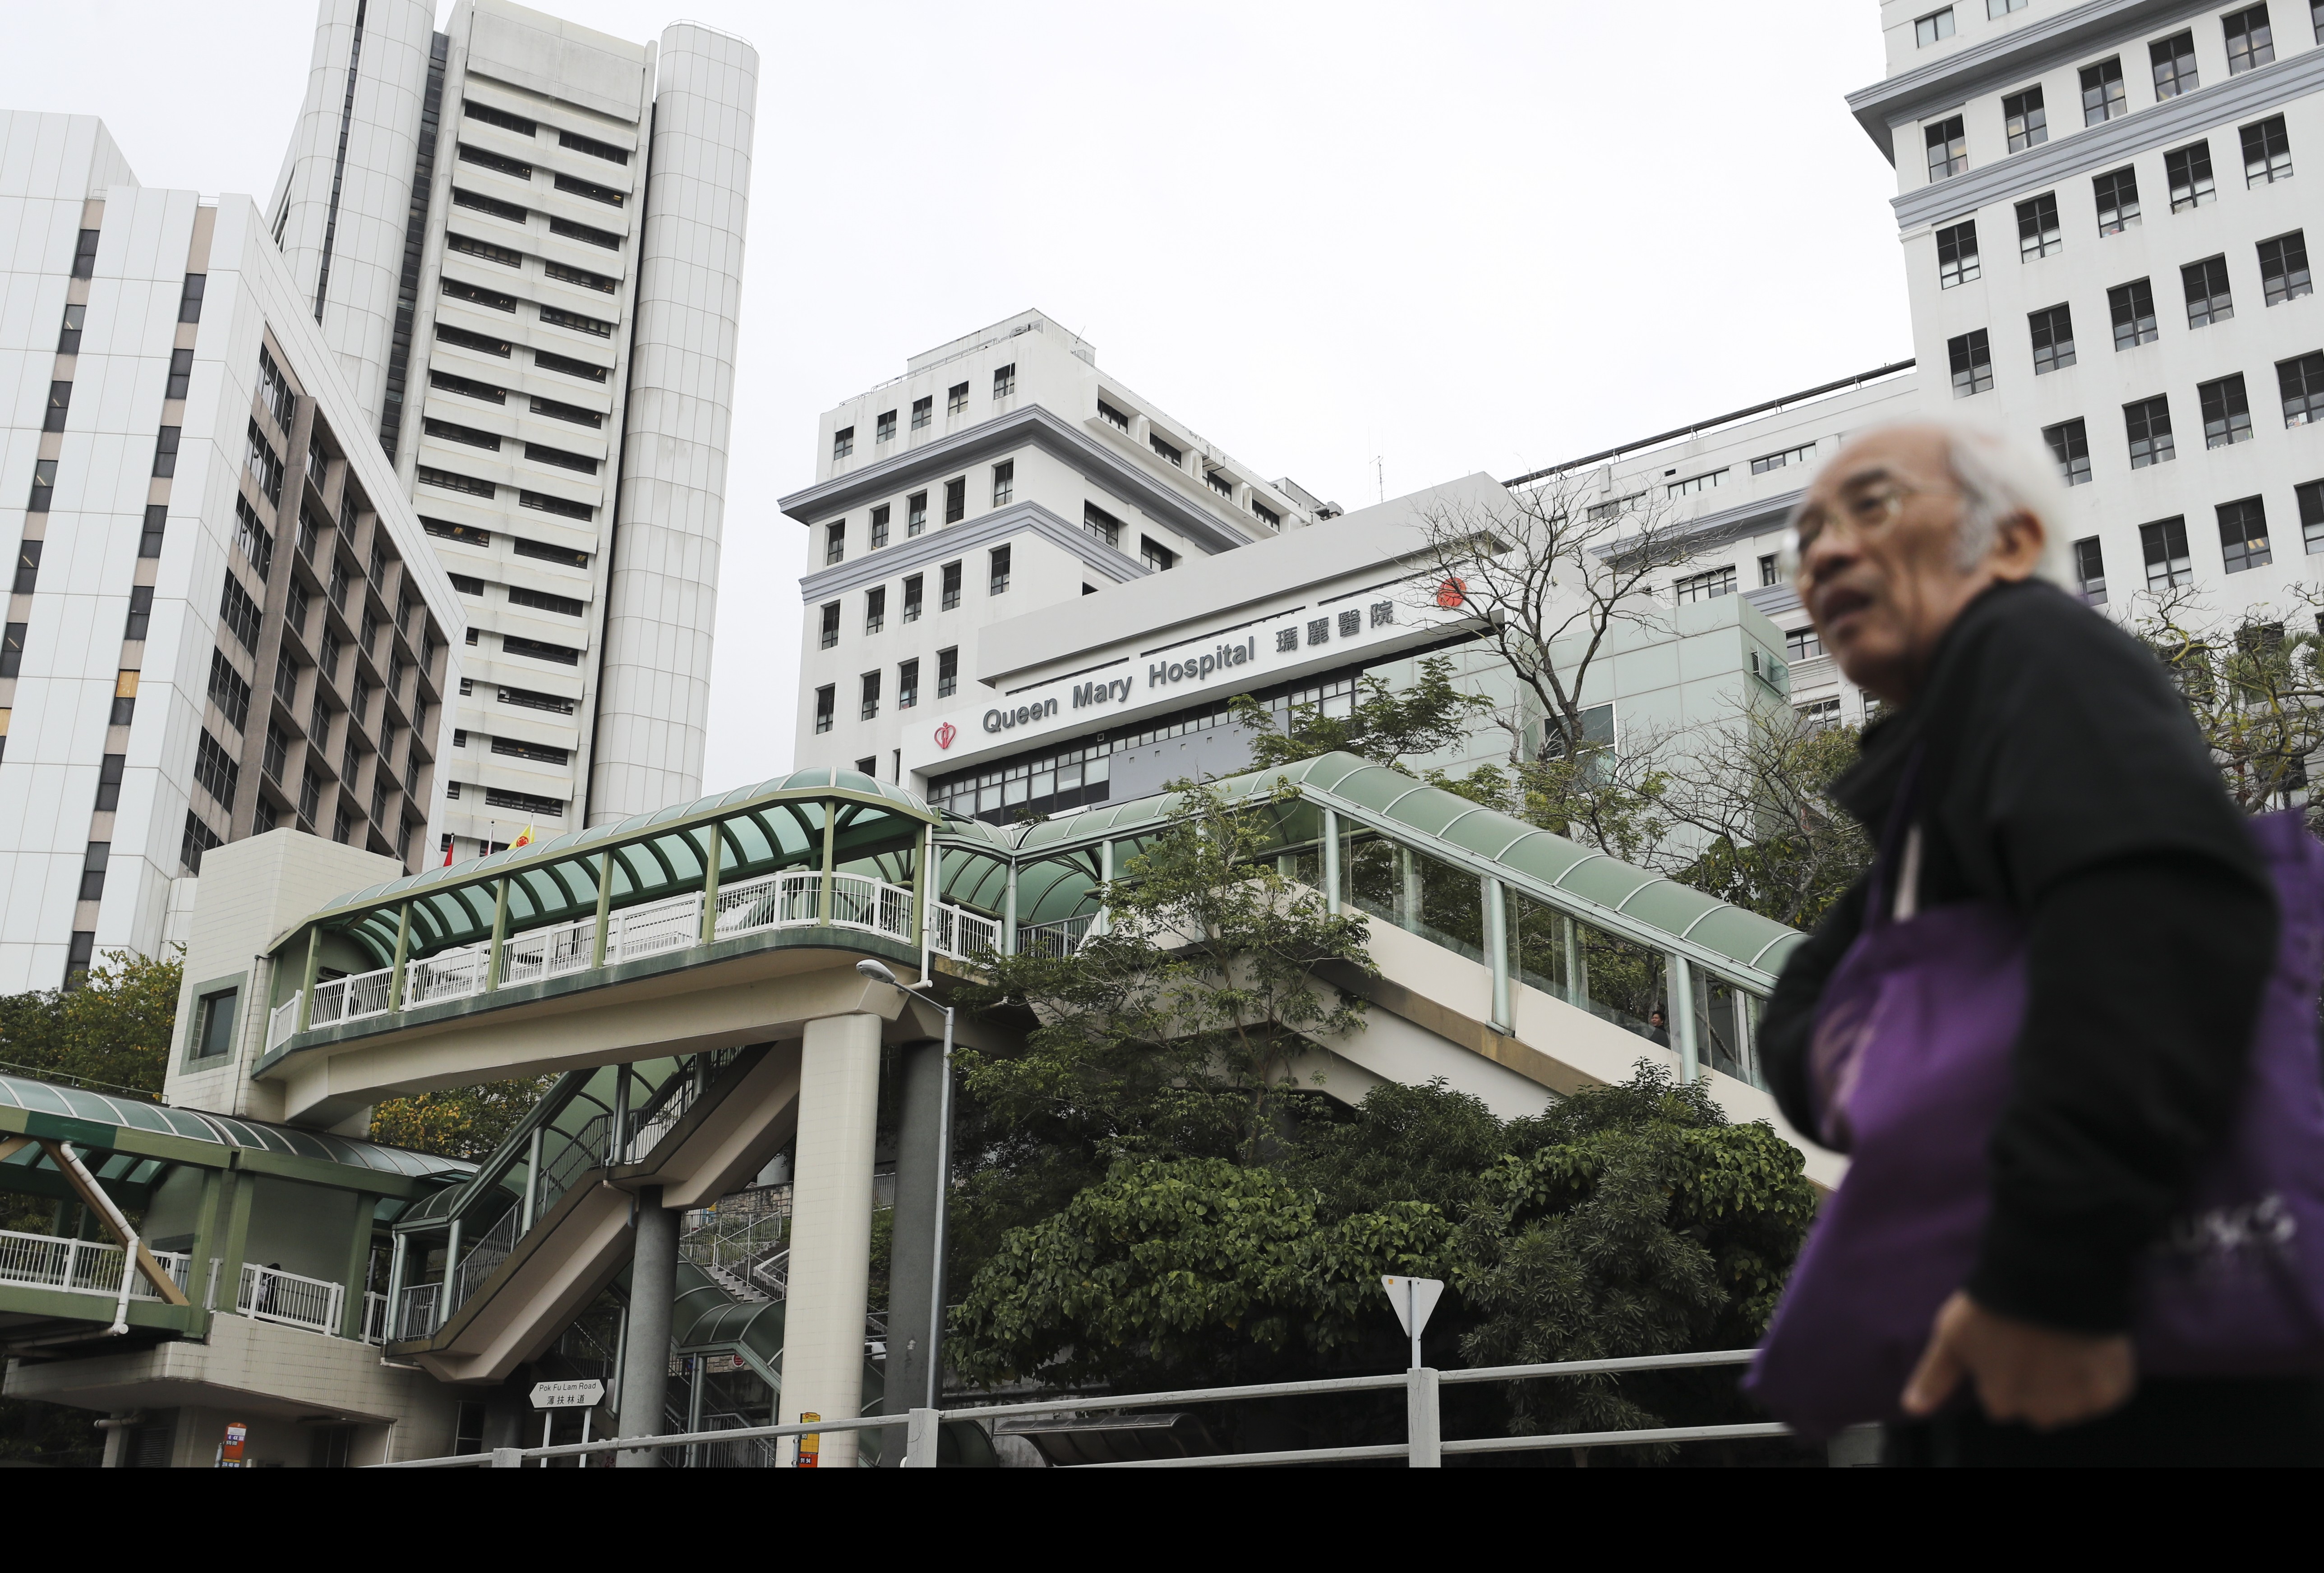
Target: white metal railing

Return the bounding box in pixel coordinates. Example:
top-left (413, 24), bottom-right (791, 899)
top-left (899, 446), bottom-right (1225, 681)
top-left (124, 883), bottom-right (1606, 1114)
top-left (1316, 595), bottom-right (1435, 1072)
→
top-left (0, 1230), bottom-right (190, 1302)
top-left (927, 901), bottom-right (1000, 961)
top-left (452, 1207), bottom-right (520, 1312)
top-left (286, 873), bottom-right (929, 1042)
top-left (363, 1290), bottom-right (389, 1344)
top-left (1019, 914), bottom-right (1095, 958)
top-left (376, 1349), bottom-right (1788, 1470)
top-left (397, 1279), bottom-right (443, 1340)
top-left (499, 916), bottom-right (597, 988)
top-left (235, 1261), bottom-right (346, 1335)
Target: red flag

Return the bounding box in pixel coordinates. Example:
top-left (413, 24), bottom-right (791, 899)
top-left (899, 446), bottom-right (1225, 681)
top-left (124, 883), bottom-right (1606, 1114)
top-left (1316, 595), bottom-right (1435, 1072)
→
top-left (442, 838), bottom-right (455, 867)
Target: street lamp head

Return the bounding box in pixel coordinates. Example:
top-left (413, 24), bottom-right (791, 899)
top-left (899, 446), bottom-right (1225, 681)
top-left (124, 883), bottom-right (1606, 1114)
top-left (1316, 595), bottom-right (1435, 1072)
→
top-left (855, 959), bottom-right (899, 986)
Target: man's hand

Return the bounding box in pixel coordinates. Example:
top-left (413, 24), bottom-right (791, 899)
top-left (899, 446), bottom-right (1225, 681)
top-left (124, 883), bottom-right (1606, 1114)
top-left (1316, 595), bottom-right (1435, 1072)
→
top-left (1901, 1291), bottom-right (2136, 1430)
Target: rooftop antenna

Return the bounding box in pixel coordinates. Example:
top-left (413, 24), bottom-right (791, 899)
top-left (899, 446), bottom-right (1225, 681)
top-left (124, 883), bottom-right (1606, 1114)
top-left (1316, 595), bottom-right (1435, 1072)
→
top-left (1375, 456), bottom-right (1385, 504)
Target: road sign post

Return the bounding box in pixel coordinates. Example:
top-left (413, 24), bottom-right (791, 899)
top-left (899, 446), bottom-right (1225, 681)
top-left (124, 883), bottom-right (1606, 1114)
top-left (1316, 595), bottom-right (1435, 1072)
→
top-left (531, 1379), bottom-right (605, 1469)
top-left (1380, 1275), bottom-right (1444, 1371)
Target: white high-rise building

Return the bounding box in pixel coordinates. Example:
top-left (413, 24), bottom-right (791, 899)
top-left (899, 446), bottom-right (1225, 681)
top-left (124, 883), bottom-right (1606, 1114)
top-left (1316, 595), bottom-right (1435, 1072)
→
top-left (267, 0), bottom-right (757, 851)
top-left (0, 112), bottom-right (465, 991)
top-left (781, 310), bottom-right (1333, 786)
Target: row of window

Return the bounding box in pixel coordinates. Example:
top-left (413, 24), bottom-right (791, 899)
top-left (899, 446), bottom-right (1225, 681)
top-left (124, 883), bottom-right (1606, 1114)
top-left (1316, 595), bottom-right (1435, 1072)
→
top-left (835, 366), bottom-right (1015, 463)
top-left (1922, 5), bottom-right (2301, 183)
top-left (443, 778), bottom-right (568, 819)
top-left (813, 649), bottom-right (959, 732)
top-left (420, 517), bottom-right (593, 570)
top-left (2068, 481), bottom-right (2324, 603)
top-left (461, 97), bottom-right (632, 166)
top-left (817, 550), bottom-right (1012, 648)
top-left (1914, 0), bottom-right (2026, 47)
top-left (2018, 354), bottom-right (2324, 489)
top-left (823, 478), bottom-right (1184, 575)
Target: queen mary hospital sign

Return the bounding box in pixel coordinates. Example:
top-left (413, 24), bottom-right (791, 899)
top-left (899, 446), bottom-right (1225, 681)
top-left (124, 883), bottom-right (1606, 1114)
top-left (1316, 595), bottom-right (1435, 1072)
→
top-left (903, 574), bottom-right (1479, 784)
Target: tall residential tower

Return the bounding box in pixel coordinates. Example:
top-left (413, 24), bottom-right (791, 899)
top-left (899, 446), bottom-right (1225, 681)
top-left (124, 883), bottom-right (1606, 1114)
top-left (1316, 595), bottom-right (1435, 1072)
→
top-left (267, 0), bottom-right (757, 851)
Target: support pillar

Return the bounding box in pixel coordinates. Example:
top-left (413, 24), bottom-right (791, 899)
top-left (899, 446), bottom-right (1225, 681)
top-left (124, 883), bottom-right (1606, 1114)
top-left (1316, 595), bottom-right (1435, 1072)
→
top-left (1669, 953), bottom-right (1700, 1084)
top-left (880, 1037), bottom-right (948, 1467)
top-left (615, 1184), bottom-right (680, 1467)
top-left (786, 1011), bottom-right (883, 1468)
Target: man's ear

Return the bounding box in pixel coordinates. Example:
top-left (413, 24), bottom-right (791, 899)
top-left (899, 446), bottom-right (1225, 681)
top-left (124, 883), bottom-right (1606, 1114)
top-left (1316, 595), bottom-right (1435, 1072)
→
top-left (1989, 509), bottom-right (2047, 582)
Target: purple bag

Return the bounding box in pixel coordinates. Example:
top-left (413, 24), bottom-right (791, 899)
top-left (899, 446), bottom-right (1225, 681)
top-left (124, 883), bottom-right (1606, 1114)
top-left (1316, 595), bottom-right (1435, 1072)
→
top-left (1747, 806), bottom-right (2324, 1440)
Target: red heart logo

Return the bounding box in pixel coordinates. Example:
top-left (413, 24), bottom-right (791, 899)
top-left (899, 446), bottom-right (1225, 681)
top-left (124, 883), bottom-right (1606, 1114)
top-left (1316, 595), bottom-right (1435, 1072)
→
top-left (935, 722), bottom-right (957, 750)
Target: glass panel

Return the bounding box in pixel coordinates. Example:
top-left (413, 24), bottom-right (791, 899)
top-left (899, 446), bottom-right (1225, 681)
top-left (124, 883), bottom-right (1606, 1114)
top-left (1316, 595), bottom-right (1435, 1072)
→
top-left (1508, 892), bottom-right (1571, 997)
top-left (1573, 919), bottom-right (1665, 1042)
top-left (1344, 831), bottom-right (1484, 962)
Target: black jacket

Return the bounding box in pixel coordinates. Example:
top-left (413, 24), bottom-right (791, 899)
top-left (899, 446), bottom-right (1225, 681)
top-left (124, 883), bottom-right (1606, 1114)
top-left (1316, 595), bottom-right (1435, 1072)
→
top-left (1761, 580), bottom-right (2278, 1333)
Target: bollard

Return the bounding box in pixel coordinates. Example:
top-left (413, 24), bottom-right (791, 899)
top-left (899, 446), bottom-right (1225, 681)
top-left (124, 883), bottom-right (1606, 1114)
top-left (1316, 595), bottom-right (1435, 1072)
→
top-left (904, 1407), bottom-right (941, 1468)
top-left (1406, 1367), bottom-right (1441, 1467)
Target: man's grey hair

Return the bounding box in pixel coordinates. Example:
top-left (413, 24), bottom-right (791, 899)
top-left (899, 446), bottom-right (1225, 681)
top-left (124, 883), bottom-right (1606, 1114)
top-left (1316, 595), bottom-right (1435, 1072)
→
top-left (1939, 420), bottom-right (2077, 589)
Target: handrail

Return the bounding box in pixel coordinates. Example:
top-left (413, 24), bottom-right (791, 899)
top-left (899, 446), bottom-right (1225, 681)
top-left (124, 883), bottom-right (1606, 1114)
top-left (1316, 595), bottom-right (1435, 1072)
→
top-left (371, 1347), bottom-right (1784, 1469)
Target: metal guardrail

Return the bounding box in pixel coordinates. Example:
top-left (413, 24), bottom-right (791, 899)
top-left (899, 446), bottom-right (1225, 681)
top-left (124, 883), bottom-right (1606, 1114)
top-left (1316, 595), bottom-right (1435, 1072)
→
top-left (0, 1230), bottom-right (192, 1303)
top-left (236, 1261), bottom-right (346, 1336)
top-left (373, 1349), bottom-right (1784, 1468)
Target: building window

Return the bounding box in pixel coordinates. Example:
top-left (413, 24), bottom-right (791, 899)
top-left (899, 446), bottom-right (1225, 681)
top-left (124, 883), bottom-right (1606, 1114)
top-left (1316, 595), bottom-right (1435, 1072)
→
top-left (178, 274), bottom-right (206, 324)
top-left (1936, 221), bottom-right (1980, 287)
top-left (2125, 395), bottom-right (2176, 466)
top-left (1206, 469), bottom-right (1235, 500)
top-left (2226, 5), bottom-right (2276, 73)
top-left (832, 426), bottom-right (854, 462)
top-left (993, 363), bottom-right (1015, 399)
top-left (876, 409), bottom-right (897, 444)
top-left (1085, 501), bottom-right (1124, 547)
top-left (1253, 499), bottom-right (1282, 528)
top-left (2002, 85), bottom-right (2047, 152)
top-left (192, 987), bottom-right (238, 1060)
top-left (1758, 553), bottom-right (1781, 586)
top-left (1948, 329), bottom-right (1993, 397)
top-left (2219, 497), bottom-right (2273, 574)
top-left (0, 623), bottom-right (24, 679)
top-left (1925, 115), bottom-right (1967, 181)
top-left (860, 671), bottom-right (881, 720)
top-left (908, 491), bottom-right (928, 536)
top-left (899, 659), bottom-right (919, 709)
top-left (1150, 432), bottom-right (1183, 468)
top-left (2301, 478), bottom-right (2324, 553)
top-left (2151, 31), bottom-right (2199, 98)
top-left (2017, 193), bottom-right (2061, 259)
top-left (11, 540), bottom-right (36, 595)
top-left (937, 647), bottom-right (958, 699)
top-left (941, 561), bottom-right (962, 610)
top-left (819, 602), bottom-right (839, 649)
top-left (1141, 537), bottom-right (1177, 573)
top-left (944, 478), bottom-right (966, 524)
top-left (2261, 231), bottom-right (2313, 304)
top-left (57, 303), bottom-right (83, 355)
top-left (1098, 399), bottom-right (1131, 432)
top-left (2200, 374), bottom-right (2255, 447)
top-left (2141, 516), bottom-right (2193, 589)
top-left (2082, 57), bottom-right (2127, 124)
top-left (1915, 7), bottom-right (1955, 45)
top-left (814, 685), bottom-right (834, 734)
top-left (989, 546), bottom-right (1011, 594)
top-left (865, 585), bottom-right (886, 634)
top-left (2166, 142), bottom-right (2217, 211)
top-left (903, 574), bottom-right (922, 623)
top-left (1989, 0), bottom-right (2027, 12)
top-left (2110, 278), bottom-right (2159, 347)
top-left (992, 460), bottom-right (1014, 506)
top-left (194, 730), bottom-right (239, 807)
top-left (2044, 419), bottom-right (2093, 485)
top-left (70, 227), bottom-right (97, 279)
top-left (2093, 167), bottom-right (2141, 235)
top-left (42, 380), bottom-right (70, 433)
top-left (947, 381), bottom-right (968, 417)
top-left (2279, 351), bottom-right (2324, 425)
top-left (2028, 304), bottom-right (2076, 373)
top-left (1751, 444), bottom-right (1817, 474)
top-left (2184, 255), bottom-right (2234, 327)
top-left (2245, 116), bottom-right (2294, 184)
top-left (825, 520), bottom-right (845, 565)
top-left (2064, 536), bottom-right (2107, 605)
top-left (1665, 469), bottom-right (1726, 498)
top-left (1785, 625), bottom-right (1823, 660)
top-left (911, 396), bottom-right (932, 431)
top-left (1674, 566), bottom-right (1737, 603)
top-left (871, 503), bottom-right (891, 549)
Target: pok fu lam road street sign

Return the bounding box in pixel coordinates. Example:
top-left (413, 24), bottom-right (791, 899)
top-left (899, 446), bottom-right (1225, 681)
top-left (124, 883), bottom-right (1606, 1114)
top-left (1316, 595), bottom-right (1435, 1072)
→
top-left (530, 1379), bottom-right (604, 1410)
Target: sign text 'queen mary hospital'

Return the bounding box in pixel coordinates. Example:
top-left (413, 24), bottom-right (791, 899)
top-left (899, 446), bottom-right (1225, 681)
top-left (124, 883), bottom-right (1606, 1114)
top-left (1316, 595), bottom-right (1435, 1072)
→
top-left (983, 635), bottom-right (1263, 735)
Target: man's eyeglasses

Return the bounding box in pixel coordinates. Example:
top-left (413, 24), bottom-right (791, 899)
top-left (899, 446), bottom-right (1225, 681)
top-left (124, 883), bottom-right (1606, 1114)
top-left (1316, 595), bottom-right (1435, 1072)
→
top-left (1784, 479), bottom-right (1958, 573)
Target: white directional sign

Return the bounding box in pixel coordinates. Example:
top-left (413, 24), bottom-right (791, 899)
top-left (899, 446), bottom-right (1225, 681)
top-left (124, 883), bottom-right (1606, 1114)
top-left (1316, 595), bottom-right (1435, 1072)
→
top-left (530, 1379), bottom-right (604, 1410)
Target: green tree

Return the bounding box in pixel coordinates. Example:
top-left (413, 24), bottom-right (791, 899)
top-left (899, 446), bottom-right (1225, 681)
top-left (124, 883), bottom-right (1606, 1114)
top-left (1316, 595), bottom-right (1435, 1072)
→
top-left (1662, 708), bottom-right (1872, 930)
top-left (0, 947), bottom-right (182, 1096)
top-left (2136, 588), bottom-right (2324, 819)
top-left (369, 1077), bottom-right (557, 1161)
top-left (1231, 654), bottom-right (1497, 775)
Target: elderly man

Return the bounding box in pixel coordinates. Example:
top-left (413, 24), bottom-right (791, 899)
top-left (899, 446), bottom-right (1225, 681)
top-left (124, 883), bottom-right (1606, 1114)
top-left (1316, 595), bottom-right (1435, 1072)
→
top-left (1759, 420), bottom-right (2322, 1465)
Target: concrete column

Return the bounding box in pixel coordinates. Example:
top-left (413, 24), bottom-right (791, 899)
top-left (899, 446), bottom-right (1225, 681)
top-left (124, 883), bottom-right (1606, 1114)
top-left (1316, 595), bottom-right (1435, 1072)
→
top-left (880, 1038), bottom-right (948, 1467)
top-left (786, 1011), bottom-right (883, 1467)
top-left (615, 1185), bottom-right (680, 1467)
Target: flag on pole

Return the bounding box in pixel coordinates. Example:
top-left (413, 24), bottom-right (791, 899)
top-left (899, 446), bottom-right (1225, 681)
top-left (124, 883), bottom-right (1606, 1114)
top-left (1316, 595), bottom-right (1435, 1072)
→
top-left (511, 824), bottom-right (535, 850)
top-left (442, 838), bottom-right (455, 867)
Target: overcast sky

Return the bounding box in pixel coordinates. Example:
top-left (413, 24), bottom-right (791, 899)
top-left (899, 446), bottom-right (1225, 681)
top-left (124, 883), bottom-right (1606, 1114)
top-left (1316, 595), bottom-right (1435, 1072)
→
top-left (0, 0), bottom-right (1910, 795)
